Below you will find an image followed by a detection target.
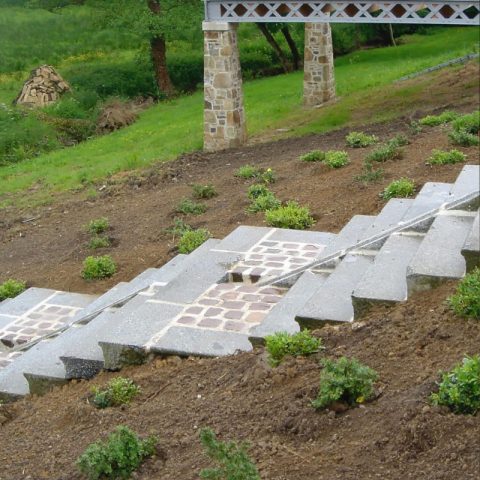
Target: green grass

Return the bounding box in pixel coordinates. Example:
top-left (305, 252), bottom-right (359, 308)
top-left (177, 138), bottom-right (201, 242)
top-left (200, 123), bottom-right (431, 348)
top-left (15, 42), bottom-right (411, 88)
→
top-left (1, 27), bottom-right (479, 207)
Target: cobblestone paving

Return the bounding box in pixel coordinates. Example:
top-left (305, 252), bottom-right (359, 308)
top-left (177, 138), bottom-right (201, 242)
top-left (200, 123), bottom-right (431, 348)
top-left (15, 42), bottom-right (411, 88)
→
top-left (0, 351), bottom-right (22, 370)
top-left (172, 283), bottom-right (286, 334)
top-left (228, 240), bottom-right (325, 282)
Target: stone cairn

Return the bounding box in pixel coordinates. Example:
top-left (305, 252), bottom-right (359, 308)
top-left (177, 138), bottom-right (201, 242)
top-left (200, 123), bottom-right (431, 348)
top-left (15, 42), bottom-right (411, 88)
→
top-left (15, 65), bottom-right (70, 108)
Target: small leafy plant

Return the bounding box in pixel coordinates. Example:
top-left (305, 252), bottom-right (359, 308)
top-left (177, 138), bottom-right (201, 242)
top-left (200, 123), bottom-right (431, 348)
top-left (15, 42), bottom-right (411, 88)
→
top-left (265, 330), bottom-right (322, 367)
top-left (451, 110), bottom-right (480, 135)
top-left (365, 143), bottom-right (402, 163)
top-left (427, 149), bottom-right (466, 165)
top-left (419, 110), bottom-right (458, 126)
top-left (300, 150), bottom-right (326, 162)
top-left (165, 217), bottom-right (192, 238)
top-left (178, 228), bottom-right (211, 254)
top-left (354, 160), bottom-right (384, 184)
top-left (177, 198), bottom-right (207, 215)
top-left (448, 268), bottom-right (480, 319)
top-left (86, 217), bottom-right (109, 235)
top-left (430, 355), bottom-right (480, 415)
top-left (199, 428), bottom-right (260, 480)
top-left (0, 279), bottom-right (26, 301)
top-left (449, 129), bottom-right (479, 147)
top-left (247, 184), bottom-right (270, 200)
top-left (76, 426), bottom-right (157, 480)
top-left (381, 178), bottom-right (415, 200)
top-left (247, 191), bottom-right (281, 213)
top-left (265, 201), bottom-right (315, 230)
top-left (312, 357), bottom-right (378, 410)
top-left (235, 164), bottom-right (261, 179)
top-left (324, 150), bottom-right (349, 168)
top-left (82, 255), bottom-right (117, 280)
top-left (388, 134), bottom-right (409, 147)
top-left (346, 131), bottom-right (378, 148)
top-left (88, 236), bottom-right (111, 250)
top-left (193, 184), bottom-right (218, 199)
top-left (260, 167), bottom-right (276, 184)
top-left (91, 377), bottom-right (140, 409)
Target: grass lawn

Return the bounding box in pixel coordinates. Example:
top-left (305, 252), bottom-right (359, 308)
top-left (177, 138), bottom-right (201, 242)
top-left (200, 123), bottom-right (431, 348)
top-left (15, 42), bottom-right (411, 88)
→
top-left (0, 26), bottom-right (478, 207)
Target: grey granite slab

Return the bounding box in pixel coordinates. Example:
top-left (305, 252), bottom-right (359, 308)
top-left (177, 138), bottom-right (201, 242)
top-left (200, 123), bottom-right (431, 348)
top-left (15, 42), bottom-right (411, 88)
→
top-left (462, 210), bottom-right (480, 272)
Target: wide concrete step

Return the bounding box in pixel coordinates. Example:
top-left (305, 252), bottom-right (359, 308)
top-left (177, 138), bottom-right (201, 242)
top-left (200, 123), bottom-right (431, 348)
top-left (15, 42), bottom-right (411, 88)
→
top-left (296, 253), bottom-right (374, 327)
top-left (407, 211), bottom-right (476, 293)
top-left (449, 165), bottom-right (480, 200)
top-left (352, 233), bottom-right (424, 315)
top-left (462, 210), bottom-right (480, 272)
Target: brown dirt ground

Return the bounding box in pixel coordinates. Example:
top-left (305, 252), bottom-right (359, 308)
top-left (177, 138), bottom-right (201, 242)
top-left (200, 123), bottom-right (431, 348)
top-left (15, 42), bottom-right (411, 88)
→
top-left (0, 282), bottom-right (478, 480)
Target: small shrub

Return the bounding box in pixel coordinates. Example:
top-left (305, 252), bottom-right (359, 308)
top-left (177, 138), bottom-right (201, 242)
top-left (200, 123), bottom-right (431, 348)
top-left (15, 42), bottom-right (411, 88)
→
top-left (427, 149), bottom-right (466, 165)
top-left (430, 355), bottom-right (480, 415)
top-left (0, 279), bottom-right (26, 301)
top-left (192, 184), bottom-right (218, 200)
top-left (419, 110), bottom-right (459, 126)
top-left (312, 357), bottom-right (378, 410)
top-left (76, 426), bottom-right (157, 480)
top-left (324, 150), bottom-right (349, 168)
top-left (86, 217), bottom-right (109, 235)
top-left (165, 218), bottom-right (192, 237)
top-left (247, 184), bottom-right (270, 200)
top-left (449, 129), bottom-right (479, 147)
top-left (381, 178), bottom-right (415, 200)
top-left (265, 330), bottom-right (322, 367)
top-left (409, 120), bottom-right (423, 135)
top-left (247, 192), bottom-right (281, 213)
top-left (448, 268), bottom-right (480, 319)
top-left (92, 377), bottom-right (140, 409)
top-left (451, 110), bottom-right (480, 135)
top-left (345, 131), bottom-right (378, 148)
top-left (260, 167), bottom-right (276, 184)
top-left (365, 143), bottom-right (402, 163)
top-left (235, 164), bottom-right (261, 179)
top-left (88, 236), bottom-right (111, 250)
top-left (177, 198), bottom-right (207, 215)
top-left (300, 150), bottom-right (325, 162)
top-left (199, 428), bottom-right (260, 480)
top-left (388, 134), bottom-right (409, 147)
top-left (354, 161), bottom-right (384, 184)
top-left (178, 228), bottom-right (211, 254)
top-left (82, 255), bottom-right (117, 280)
top-left (265, 201), bottom-right (315, 230)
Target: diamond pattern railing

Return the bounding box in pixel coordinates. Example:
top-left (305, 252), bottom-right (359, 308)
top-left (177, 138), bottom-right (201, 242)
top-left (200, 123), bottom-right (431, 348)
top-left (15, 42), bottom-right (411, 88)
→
top-left (204, 1), bottom-right (480, 24)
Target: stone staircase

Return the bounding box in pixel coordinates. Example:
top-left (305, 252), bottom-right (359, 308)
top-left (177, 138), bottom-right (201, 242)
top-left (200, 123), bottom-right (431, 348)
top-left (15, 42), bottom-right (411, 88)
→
top-left (0, 165), bottom-right (478, 402)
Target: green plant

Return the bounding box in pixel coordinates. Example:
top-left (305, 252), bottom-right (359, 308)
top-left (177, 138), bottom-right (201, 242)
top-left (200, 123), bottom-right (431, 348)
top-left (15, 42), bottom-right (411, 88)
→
top-left (365, 143), bottom-right (402, 163)
top-left (86, 217), bottom-right (109, 235)
top-left (448, 268), bottom-right (480, 319)
top-left (92, 377), bottom-right (140, 409)
top-left (177, 198), bottom-right (207, 215)
top-left (312, 357), bottom-right (378, 410)
top-left (300, 150), bottom-right (326, 162)
top-left (324, 150), bottom-right (350, 168)
top-left (419, 110), bottom-right (459, 126)
top-left (427, 149), bottom-right (466, 165)
top-left (381, 178), bottom-right (415, 200)
top-left (82, 255), bottom-right (117, 280)
top-left (0, 279), bottom-right (26, 301)
top-left (247, 184), bottom-right (270, 200)
top-left (354, 160), bottom-right (384, 184)
top-left (247, 191), bottom-right (281, 213)
top-left (192, 184), bottom-right (218, 199)
top-left (76, 426), bottom-right (157, 480)
top-left (388, 134), bottom-right (409, 147)
top-left (265, 330), bottom-right (323, 367)
top-left (178, 228), bottom-right (211, 254)
top-left (260, 167), bottom-right (276, 184)
top-left (265, 201), bottom-right (315, 230)
top-left (199, 428), bottom-right (260, 480)
top-left (165, 217), bottom-right (192, 237)
top-left (449, 129), bottom-right (480, 147)
top-left (430, 355), bottom-right (480, 415)
top-left (345, 131), bottom-right (378, 148)
top-left (451, 110), bottom-right (480, 135)
top-left (234, 165), bottom-right (261, 179)
top-left (88, 236), bottom-right (111, 250)
top-left (409, 120), bottom-right (423, 135)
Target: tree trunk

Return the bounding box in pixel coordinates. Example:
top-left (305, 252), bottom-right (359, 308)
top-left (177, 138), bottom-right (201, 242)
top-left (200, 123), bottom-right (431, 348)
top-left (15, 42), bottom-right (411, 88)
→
top-left (256, 23), bottom-right (291, 73)
top-left (388, 24), bottom-right (397, 47)
top-left (281, 26), bottom-right (301, 70)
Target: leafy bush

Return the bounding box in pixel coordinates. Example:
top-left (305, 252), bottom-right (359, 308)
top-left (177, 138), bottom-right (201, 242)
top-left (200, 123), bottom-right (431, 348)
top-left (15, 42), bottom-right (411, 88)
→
top-left (265, 201), bottom-right (315, 230)
top-left (324, 150), bottom-right (350, 168)
top-left (88, 236), bottom-right (111, 250)
top-left (76, 426), bottom-right (157, 480)
top-left (345, 131), bottom-right (378, 148)
top-left (265, 330), bottom-right (322, 367)
top-left (247, 191), bottom-right (281, 213)
top-left (300, 150), bottom-right (326, 162)
top-left (312, 357), bottom-right (378, 410)
top-left (430, 356), bottom-right (480, 415)
top-left (92, 377), bottom-right (140, 409)
top-left (82, 255), bottom-right (117, 280)
top-left (247, 184), bottom-right (270, 200)
top-left (0, 279), bottom-right (26, 301)
top-left (165, 218), bottom-right (192, 238)
top-left (178, 228), bottom-right (211, 254)
top-left (354, 161), bottom-right (384, 184)
top-left (419, 110), bottom-right (459, 126)
top-left (388, 134), bottom-right (409, 147)
top-left (199, 428), bottom-right (260, 480)
top-left (381, 178), bottom-right (415, 200)
top-left (177, 198), bottom-right (207, 215)
top-left (192, 184), bottom-right (218, 199)
top-left (260, 167), bottom-right (276, 184)
top-left (86, 217), bottom-right (109, 235)
top-left (427, 149), bottom-right (466, 165)
top-left (235, 165), bottom-right (261, 179)
top-left (448, 268), bottom-right (480, 319)
top-left (449, 129), bottom-right (479, 147)
top-left (451, 110), bottom-right (480, 135)
top-left (365, 143), bottom-right (402, 163)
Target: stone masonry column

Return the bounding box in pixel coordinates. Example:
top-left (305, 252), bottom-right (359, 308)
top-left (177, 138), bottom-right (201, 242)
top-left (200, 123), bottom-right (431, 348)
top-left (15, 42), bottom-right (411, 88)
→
top-left (203, 21), bottom-right (247, 152)
top-left (304, 23), bottom-right (336, 107)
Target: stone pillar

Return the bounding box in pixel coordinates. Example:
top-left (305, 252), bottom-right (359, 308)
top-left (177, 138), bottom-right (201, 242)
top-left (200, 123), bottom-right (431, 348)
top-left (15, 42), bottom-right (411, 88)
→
top-left (303, 23), bottom-right (336, 107)
top-left (203, 21), bottom-right (247, 152)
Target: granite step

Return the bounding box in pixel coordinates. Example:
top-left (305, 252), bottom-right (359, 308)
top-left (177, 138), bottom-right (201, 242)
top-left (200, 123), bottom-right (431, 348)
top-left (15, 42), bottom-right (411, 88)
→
top-left (449, 165), bottom-right (480, 202)
top-left (352, 232), bottom-right (424, 316)
top-left (461, 210), bottom-right (480, 272)
top-left (407, 211), bottom-right (476, 293)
